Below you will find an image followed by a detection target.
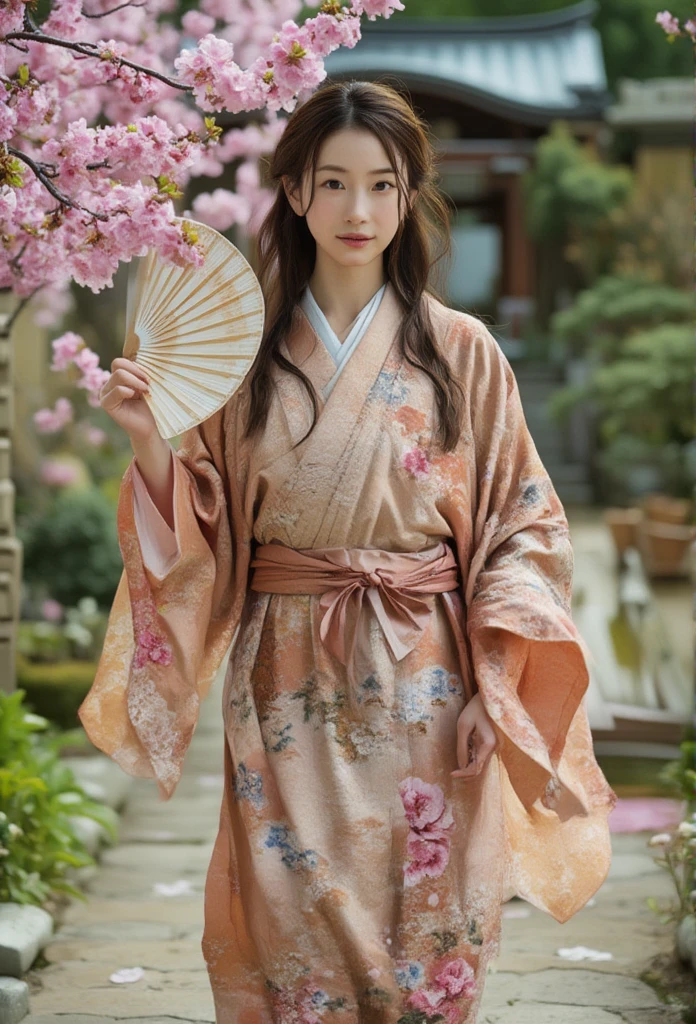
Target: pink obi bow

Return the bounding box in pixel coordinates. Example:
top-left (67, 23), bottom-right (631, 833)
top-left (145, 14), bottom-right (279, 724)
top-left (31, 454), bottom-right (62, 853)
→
top-left (249, 540), bottom-right (460, 679)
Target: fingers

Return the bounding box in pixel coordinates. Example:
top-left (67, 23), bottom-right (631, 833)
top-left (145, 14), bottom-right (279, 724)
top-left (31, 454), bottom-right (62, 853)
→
top-left (451, 722), bottom-right (497, 779)
top-left (100, 383), bottom-right (138, 410)
top-left (111, 357), bottom-right (150, 386)
top-left (101, 367), bottom-right (150, 406)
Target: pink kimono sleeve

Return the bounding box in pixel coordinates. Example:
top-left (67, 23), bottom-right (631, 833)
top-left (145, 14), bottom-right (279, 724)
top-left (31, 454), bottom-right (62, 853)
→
top-left (78, 390), bottom-right (252, 800)
top-left (131, 446), bottom-right (180, 578)
top-left (452, 319), bottom-right (617, 823)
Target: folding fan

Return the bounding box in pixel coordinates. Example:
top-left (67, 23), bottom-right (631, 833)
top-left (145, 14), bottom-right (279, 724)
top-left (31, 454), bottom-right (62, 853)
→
top-left (123, 217), bottom-right (265, 439)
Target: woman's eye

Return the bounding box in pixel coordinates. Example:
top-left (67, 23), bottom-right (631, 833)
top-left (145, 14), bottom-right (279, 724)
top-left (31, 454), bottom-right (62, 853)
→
top-left (321, 180), bottom-right (395, 191)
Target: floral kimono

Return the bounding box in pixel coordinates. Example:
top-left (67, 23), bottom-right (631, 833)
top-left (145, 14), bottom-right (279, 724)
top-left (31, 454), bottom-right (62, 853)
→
top-left (78, 280), bottom-right (617, 1024)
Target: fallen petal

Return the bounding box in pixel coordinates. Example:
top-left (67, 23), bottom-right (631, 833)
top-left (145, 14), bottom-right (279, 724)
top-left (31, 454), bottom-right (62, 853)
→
top-left (556, 946), bottom-right (613, 961)
top-left (154, 879), bottom-right (194, 896)
top-left (110, 967), bottom-right (145, 984)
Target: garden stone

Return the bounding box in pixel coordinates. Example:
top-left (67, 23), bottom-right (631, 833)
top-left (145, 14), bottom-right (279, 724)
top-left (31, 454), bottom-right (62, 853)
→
top-left (0, 903), bottom-right (53, 976)
top-left (61, 755), bottom-right (133, 811)
top-left (0, 976), bottom-right (29, 1023)
top-left (676, 913), bottom-right (696, 964)
top-left (66, 814), bottom-right (115, 857)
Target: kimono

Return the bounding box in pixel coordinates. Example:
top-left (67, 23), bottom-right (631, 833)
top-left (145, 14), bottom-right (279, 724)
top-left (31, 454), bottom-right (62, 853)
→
top-left (78, 280), bottom-right (618, 1024)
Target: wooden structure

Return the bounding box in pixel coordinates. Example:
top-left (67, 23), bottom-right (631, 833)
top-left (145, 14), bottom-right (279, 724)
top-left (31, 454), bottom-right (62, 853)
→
top-left (323, 0), bottom-right (611, 332)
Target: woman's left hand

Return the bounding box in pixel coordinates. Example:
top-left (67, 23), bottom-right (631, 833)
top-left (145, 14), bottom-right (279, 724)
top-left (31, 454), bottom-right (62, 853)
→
top-left (451, 692), bottom-right (499, 779)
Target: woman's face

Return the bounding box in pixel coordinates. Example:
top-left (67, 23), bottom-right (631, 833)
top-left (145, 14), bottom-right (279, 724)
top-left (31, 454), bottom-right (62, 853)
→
top-left (283, 128), bottom-right (415, 268)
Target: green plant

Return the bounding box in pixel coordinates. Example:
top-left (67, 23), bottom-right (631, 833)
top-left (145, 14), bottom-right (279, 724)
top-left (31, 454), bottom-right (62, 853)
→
top-left (524, 122), bottom-right (633, 240)
top-left (18, 486), bottom-right (123, 610)
top-left (547, 276), bottom-right (695, 499)
top-left (550, 275), bottom-right (693, 361)
top-left (0, 690), bottom-right (118, 907)
top-left (15, 657), bottom-right (97, 730)
top-left (19, 597), bottom-right (108, 663)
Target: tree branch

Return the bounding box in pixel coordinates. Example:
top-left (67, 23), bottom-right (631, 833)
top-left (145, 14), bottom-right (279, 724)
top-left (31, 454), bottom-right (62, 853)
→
top-left (3, 28), bottom-right (190, 91)
top-left (83, 0), bottom-right (147, 17)
top-left (8, 146), bottom-right (109, 221)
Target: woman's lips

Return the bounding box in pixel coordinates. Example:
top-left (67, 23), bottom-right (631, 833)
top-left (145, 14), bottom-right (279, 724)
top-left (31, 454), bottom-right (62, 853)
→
top-left (338, 236), bottom-right (373, 247)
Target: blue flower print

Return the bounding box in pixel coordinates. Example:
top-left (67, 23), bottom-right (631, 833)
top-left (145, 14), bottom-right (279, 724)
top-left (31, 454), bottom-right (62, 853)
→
top-left (265, 823), bottom-right (319, 872)
top-left (233, 762), bottom-right (266, 810)
top-left (367, 369), bottom-right (408, 407)
top-left (394, 959), bottom-right (425, 990)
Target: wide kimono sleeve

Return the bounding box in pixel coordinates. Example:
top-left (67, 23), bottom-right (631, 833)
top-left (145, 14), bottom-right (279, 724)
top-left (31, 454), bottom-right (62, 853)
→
top-left (78, 388), bottom-right (253, 801)
top-left (446, 315), bottom-right (617, 827)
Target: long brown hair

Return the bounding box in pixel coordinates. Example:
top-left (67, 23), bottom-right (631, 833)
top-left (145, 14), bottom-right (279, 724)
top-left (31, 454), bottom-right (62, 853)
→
top-left (245, 79), bottom-right (465, 452)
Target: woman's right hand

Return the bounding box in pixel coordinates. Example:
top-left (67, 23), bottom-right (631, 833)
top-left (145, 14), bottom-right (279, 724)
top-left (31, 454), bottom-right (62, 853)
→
top-left (100, 358), bottom-right (159, 444)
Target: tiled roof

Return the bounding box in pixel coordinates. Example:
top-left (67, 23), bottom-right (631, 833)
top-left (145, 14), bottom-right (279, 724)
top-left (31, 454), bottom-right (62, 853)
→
top-left (324, 1), bottom-right (610, 124)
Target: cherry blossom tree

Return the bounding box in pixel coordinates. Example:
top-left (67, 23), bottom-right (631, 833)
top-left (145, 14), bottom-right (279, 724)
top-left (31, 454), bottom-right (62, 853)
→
top-left (0, 0), bottom-right (405, 425)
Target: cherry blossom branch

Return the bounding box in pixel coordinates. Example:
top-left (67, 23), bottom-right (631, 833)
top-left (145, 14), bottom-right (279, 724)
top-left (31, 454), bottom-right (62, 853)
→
top-left (0, 288), bottom-right (41, 337)
top-left (6, 145), bottom-right (109, 220)
top-left (2, 30), bottom-right (189, 91)
top-left (82, 1), bottom-right (147, 19)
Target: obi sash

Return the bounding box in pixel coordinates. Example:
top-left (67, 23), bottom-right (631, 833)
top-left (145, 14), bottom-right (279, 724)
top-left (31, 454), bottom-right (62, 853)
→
top-left (249, 540), bottom-right (460, 680)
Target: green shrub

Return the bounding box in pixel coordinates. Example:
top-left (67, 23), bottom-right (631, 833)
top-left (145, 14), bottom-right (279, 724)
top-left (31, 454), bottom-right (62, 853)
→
top-left (16, 656), bottom-right (97, 730)
top-left (18, 487), bottom-right (123, 610)
top-left (18, 598), bottom-right (108, 664)
top-left (0, 690), bottom-right (118, 907)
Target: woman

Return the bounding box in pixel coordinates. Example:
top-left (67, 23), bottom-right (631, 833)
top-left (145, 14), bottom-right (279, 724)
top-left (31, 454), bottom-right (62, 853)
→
top-left (80, 80), bottom-right (617, 1023)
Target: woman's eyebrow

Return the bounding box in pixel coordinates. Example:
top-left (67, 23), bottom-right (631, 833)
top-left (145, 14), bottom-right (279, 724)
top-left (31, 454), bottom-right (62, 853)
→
top-left (316, 164), bottom-right (395, 174)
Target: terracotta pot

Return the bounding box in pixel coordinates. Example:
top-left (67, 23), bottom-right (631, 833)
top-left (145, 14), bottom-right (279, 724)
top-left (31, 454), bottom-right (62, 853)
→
top-left (637, 519), bottom-right (696, 577)
top-left (604, 507), bottom-right (643, 555)
top-left (642, 492), bottom-right (693, 526)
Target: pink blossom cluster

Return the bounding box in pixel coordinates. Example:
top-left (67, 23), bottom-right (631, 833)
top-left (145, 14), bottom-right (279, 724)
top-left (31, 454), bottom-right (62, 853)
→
top-left (48, 330), bottom-right (110, 408)
top-left (33, 396), bottom-right (73, 433)
top-left (1, 0), bottom-right (405, 308)
top-left (39, 458), bottom-right (80, 487)
top-left (399, 776), bottom-right (455, 886)
top-left (655, 10), bottom-right (696, 39)
top-left (78, 422), bottom-right (107, 447)
top-left (407, 956), bottom-right (477, 1023)
top-left (42, 597), bottom-right (64, 622)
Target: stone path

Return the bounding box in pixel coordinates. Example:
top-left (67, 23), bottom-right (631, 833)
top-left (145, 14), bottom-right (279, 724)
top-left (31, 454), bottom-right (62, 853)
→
top-left (22, 510), bottom-right (685, 1023)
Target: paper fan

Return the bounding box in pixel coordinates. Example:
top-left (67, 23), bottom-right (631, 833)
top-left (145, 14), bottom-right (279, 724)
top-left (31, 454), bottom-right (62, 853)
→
top-left (123, 217), bottom-right (265, 439)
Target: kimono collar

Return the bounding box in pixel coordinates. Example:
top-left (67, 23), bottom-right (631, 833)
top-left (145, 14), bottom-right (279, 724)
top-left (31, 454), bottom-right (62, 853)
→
top-left (299, 283), bottom-right (387, 369)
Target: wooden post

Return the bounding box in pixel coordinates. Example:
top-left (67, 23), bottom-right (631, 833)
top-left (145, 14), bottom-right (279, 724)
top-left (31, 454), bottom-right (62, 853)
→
top-left (0, 298), bottom-right (23, 693)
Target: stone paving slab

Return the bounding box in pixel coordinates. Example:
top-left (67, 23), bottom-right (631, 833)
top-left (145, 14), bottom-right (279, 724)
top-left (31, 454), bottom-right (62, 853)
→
top-left (479, 967), bottom-right (667, 1011)
top-left (481, 1004), bottom-right (624, 1024)
top-left (44, 939), bottom-right (205, 972)
top-left (620, 1010), bottom-right (684, 1024)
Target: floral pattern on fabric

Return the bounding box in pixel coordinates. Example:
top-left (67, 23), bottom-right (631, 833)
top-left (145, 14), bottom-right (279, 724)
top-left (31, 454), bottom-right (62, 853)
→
top-left (79, 283), bottom-right (617, 1023)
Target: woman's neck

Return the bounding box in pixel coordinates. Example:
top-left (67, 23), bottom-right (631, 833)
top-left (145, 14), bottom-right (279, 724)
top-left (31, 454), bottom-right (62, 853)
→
top-left (307, 269), bottom-right (386, 340)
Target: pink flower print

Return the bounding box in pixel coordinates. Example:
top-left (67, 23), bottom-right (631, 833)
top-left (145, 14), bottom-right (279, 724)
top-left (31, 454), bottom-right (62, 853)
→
top-left (134, 627), bottom-right (173, 669)
top-left (408, 986), bottom-right (448, 1013)
top-left (434, 957), bottom-right (476, 999)
top-left (418, 802), bottom-right (454, 842)
top-left (399, 777), bottom-right (455, 884)
top-left (404, 831), bottom-right (451, 886)
top-left (402, 446), bottom-right (431, 479)
top-left (399, 777), bottom-right (446, 830)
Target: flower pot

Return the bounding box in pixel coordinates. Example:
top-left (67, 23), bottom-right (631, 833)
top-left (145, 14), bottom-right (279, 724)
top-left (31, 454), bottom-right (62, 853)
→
top-left (604, 507), bottom-right (643, 555)
top-left (637, 520), bottom-right (696, 578)
top-left (642, 493), bottom-right (693, 526)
